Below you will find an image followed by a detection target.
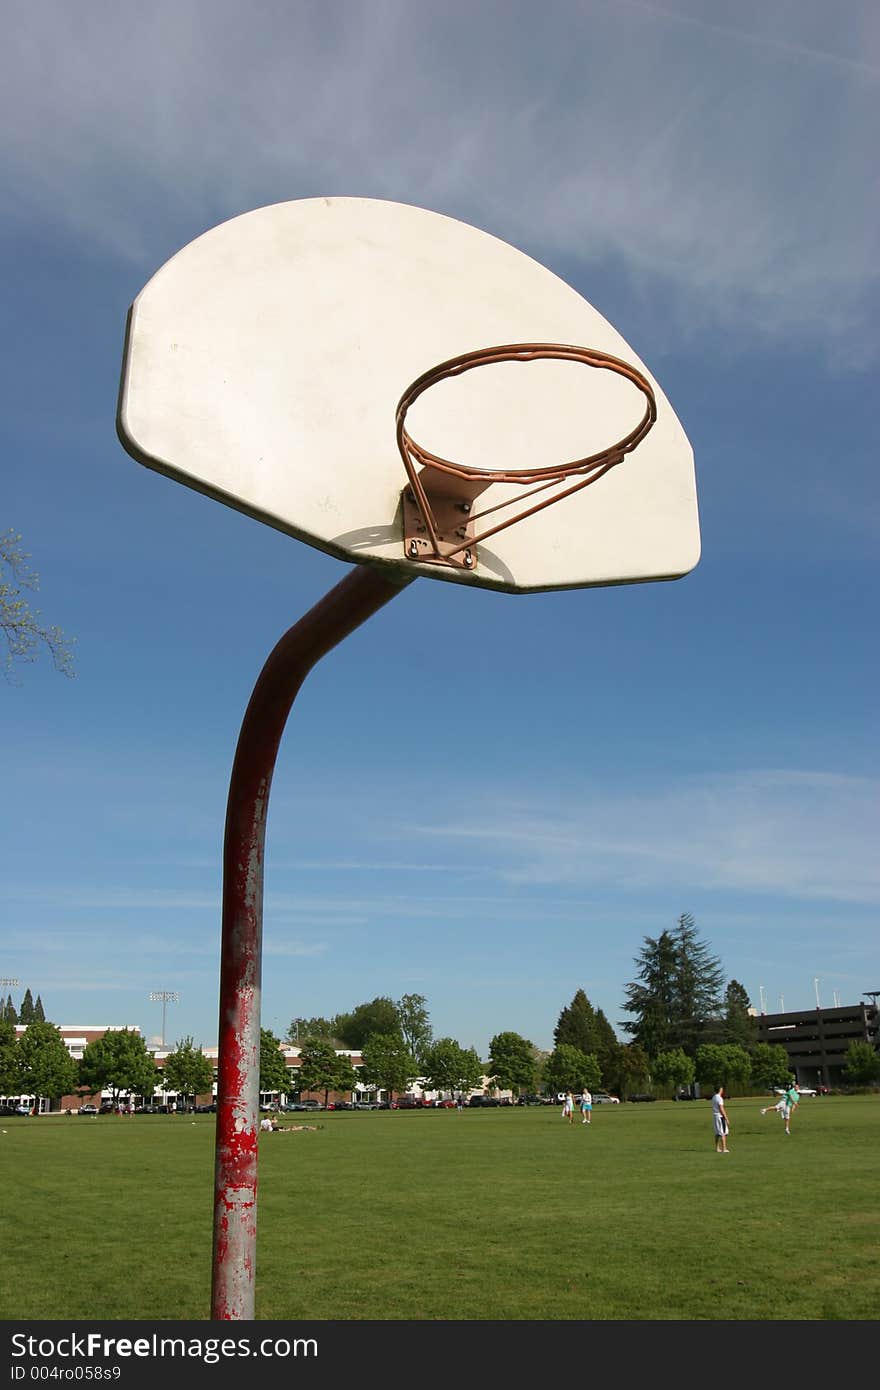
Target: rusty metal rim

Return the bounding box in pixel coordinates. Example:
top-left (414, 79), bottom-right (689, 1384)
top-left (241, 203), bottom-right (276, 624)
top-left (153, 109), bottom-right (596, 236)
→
top-left (396, 342), bottom-right (657, 486)
top-left (396, 343), bottom-right (657, 565)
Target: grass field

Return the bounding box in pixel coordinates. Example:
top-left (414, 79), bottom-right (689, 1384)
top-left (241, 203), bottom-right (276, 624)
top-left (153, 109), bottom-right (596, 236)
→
top-left (2, 1096), bottom-right (877, 1321)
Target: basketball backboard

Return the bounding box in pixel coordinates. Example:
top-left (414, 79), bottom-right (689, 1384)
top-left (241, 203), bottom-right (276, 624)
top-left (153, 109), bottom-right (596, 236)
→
top-left (117, 197), bottom-right (699, 593)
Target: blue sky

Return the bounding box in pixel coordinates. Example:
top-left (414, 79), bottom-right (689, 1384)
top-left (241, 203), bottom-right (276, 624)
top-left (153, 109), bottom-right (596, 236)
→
top-left (2, 1), bottom-right (877, 1056)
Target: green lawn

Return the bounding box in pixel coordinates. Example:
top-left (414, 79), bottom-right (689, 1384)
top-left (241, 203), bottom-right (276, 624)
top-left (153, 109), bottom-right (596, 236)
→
top-left (3, 1096), bottom-right (877, 1320)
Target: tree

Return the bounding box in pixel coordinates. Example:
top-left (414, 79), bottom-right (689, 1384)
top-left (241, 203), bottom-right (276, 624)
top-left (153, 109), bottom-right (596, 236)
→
top-left (296, 1039), bottom-right (355, 1106)
top-left (330, 1051), bottom-right (359, 1101)
top-left (259, 1029), bottom-right (290, 1097)
top-left (694, 1043), bottom-right (752, 1093)
top-left (287, 1016), bottom-right (341, 1044)
top-left (750, 1043), bottom-right (791, 1090)
top-left (652, 1047), bottom-right (696, 1095)
top-left (336, 997), bottom-right (401, 1050)
top-left (614, 1043), bottom-right (652, 1097)
top-left (360, 1033), bottom-right (418, 1100)
top-left (421, 1038), bottom-right (483, 1098)
top-left (162, 1037), bottom-right (215, 1109)
top-left (671, 914), bottom-right (725, 1054)
top-left (621, 930), bottom-right (678, 1056)
top-left (79, 1029), bottom-right (158, 1104)
top-left (19, 989), bottom-right (35, 1025)
top-left (33, 995), bottom-right (46, 1023)
top-left (554, 989), bottom-right (598, 1055)
top-left (622, 914), bottom-right (724, 1056)
top-left (592, 1009), bottom-right (620, 1087)
top-left (843, 1041), bottom-right (880, 1085)
top-left (2, 994), bottom-right (16, 1024)
top-left (544, 1044), bottom-right (601, 1094)
top-left (721, 979), bottom-right (756, 1050)
top-left (17, 1021), bottom-right (77, 1104)
top-left (487, 1032), bottom-right (536, 1098)
top-left (396, 993), bottom-right (432, 1065)
top-left (1, 530), bottom-right (75, 680)
top-left (0, 1019), bottom-right (21, 1096)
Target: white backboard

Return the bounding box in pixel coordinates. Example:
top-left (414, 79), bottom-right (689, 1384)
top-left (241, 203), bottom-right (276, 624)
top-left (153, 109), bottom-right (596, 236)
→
top-left (117, 197), bottom-right (699, 593)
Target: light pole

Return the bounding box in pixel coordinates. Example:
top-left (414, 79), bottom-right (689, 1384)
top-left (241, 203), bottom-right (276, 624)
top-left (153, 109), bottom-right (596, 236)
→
top-left (148, 991), bottom-right (179, 1048)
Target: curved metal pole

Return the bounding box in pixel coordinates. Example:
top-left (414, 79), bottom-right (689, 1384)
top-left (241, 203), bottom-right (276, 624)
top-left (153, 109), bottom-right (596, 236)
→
top-left (211, 564), bottom-right (414, 1320)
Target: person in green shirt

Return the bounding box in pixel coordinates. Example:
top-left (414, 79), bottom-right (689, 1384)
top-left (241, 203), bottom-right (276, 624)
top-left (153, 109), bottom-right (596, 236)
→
top-left (784, 1084), bottom-right (800, 1134)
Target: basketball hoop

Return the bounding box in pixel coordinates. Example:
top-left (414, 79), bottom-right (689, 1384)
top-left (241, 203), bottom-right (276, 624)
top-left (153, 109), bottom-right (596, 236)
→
top-left (398, 343), bottom-right (657, 570)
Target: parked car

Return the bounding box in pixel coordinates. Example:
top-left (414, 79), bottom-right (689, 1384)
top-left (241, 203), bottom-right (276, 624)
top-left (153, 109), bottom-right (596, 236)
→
top-left (626, 1094), bottom-right (656, 1103)
top-left (592, 1093), bottom-right (620, 1104)
top-left (287, 1099), bottom-right (323, 1111)
top-left (468, 1095), bottom-right (501, 1107)
top-left (392, 1096), bottom-right (425, 1109)
top-left (433, 1099), bottom-right (456, 1108)
top-left (14, 1102), bottom-right (34, 1115)
top-left (79, 1103), bottom-right (99, 1115)
top-left (517, 1095), bottom-right (545, 1106)
top-left (99, 1101), bottom-right (116, 1114)
top-left (194, 1102), bottom-right (216, 1113)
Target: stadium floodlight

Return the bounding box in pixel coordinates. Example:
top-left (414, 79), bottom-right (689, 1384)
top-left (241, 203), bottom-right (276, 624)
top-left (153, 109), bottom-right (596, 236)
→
top-left (148, 990), bottom-right (179, 1047)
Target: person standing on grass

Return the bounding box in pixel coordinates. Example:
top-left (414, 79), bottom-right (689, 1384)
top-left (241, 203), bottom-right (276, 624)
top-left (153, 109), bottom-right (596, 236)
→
top-left (562, 1091), bottom-right (574, 1124)
top-left (712, 1084), bottom-right (730, 1153)
top-left (580, 1090), bottom-right (592, 1125)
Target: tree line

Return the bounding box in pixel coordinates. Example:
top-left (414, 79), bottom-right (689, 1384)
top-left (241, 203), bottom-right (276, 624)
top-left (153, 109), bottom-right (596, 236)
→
top-left (7, 919), bottom-right (879, 1108)
top-left (2, 987), bottom-right (46, 1025)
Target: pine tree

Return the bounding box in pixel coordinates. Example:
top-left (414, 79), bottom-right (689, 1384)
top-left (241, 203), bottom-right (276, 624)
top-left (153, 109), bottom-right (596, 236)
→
top-left (19, 988), bottom-right (35, 1025)
top-left (722, 980), bottom-right (756, 1049)
top-left (34, 995), bottom-right (46, 1023)
top-left (592, 1008), bottom-right (620, 1086)
top-left (2, 994), bottom-right (16, 1024)
top-left (554, 989), bottom-right (598, 1055)
top-left (622, 915), bottom-right (724, 1058)
top-left (621, 930), bottom-right (678, 1055)
top-left (671, 914), bottom-right (724, 1053)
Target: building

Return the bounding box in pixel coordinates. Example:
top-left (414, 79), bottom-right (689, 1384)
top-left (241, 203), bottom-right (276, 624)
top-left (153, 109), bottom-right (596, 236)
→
top-left (754, 1000), bottom-right (879, 1087)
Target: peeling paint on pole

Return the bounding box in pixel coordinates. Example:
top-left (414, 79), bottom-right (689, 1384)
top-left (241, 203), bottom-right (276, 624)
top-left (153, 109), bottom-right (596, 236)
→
top-left (210, 565), bottom-right (412, 1320)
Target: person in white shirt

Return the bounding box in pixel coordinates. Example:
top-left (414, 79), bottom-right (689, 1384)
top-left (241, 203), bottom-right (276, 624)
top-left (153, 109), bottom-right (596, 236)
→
top-left (712, 1084), bottom-right (730, 1153)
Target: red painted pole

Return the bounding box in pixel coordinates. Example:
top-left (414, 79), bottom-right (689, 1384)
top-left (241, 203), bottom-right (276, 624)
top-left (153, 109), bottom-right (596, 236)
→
top-left (210, 564), bottom-right (414, 1320)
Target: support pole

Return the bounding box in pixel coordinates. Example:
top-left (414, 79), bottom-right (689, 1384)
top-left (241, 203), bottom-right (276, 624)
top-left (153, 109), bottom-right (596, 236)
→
top-left (211, 564), bottom-right (414, 1320)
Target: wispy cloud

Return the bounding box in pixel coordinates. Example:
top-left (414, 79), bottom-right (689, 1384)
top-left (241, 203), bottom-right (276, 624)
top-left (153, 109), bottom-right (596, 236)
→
top-left (407, 770), bottom-right (880, 904)
top-left (1, 4), bottom-right (876, 354)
